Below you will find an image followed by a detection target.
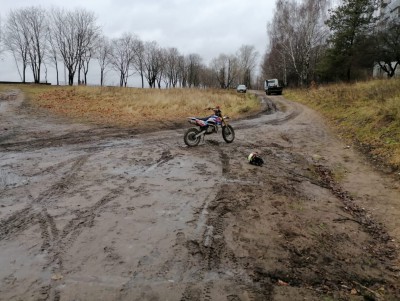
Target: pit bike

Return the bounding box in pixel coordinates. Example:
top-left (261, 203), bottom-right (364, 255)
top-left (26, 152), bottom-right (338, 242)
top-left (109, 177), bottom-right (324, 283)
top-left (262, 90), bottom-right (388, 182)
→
top-left (183, 111), bottom-right (235, 147)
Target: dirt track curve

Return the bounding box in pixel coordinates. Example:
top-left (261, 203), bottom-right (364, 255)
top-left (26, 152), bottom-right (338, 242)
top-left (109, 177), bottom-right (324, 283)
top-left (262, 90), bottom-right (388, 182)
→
top-left (0, 89), bottom-right (399, 301)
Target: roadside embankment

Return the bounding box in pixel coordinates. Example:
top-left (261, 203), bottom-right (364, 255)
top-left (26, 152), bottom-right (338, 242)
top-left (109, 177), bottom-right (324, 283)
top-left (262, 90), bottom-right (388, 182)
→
top-left (285, 78), bottom-right (400, 172)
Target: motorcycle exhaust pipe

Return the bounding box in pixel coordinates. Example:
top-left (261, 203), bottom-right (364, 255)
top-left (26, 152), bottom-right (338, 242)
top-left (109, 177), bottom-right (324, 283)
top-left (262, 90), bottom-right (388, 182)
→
top-left (194, 130), bottom-right (206, 139)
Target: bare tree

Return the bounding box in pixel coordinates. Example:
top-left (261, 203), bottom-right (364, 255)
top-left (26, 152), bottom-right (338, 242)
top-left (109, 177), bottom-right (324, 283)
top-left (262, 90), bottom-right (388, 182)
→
top-left (24, 6), bottom-right (49, 83)
top-left (164, 47), bottom-right (182, 88)
top-left (210, 54), bottom-right (239, 89)
top-left (109, 33), bottom-right (137, 87)
top-left (5, 7), bottom-right (50, 84)
top-left (96, 36), bottom-right (112, 86)
top-left (178, 55), bottom-right (187, 87)
top-left (267, 0), bottom-right (330, 86)
top-left (237, 45), bottom-right (259, 88)
top-left (156, 48), bottom-right (166, 88)
top-left (198, 66), bottom-right (215, 88)
top-left (143, 41), bottom-right (163, 88)
top-left (4, 9), bottom-right (30, 82)
top-left (75, 10), bottom-right (100, 85)
top-left (47, 28), bottom-right (61, 85)
top-left (185, 53), bottom-right (203, 88)
top-left (50, 8), bottom-right (100, 86)
top-left (261, 42), bottom-right (288, 84)
top-left (80, 46), bottom-right (96, 85)
top-left (131, 37), bottom-right (145, 88)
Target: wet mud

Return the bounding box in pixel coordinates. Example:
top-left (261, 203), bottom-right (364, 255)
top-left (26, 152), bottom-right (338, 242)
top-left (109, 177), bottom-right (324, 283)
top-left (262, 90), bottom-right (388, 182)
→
top-left (0, 89), bottom-right (399, 301)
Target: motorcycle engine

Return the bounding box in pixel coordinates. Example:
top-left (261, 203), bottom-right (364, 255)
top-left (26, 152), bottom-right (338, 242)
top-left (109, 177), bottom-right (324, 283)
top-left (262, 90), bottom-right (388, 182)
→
top-left (206, 124), bottom-right (217, 134)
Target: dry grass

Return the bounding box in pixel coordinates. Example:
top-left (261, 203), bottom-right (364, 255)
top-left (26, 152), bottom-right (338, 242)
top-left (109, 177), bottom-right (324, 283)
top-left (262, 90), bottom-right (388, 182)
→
top-left (18, 85), bottom-right (260, 127)
top-left (285, 78), bottom-right (400, 170)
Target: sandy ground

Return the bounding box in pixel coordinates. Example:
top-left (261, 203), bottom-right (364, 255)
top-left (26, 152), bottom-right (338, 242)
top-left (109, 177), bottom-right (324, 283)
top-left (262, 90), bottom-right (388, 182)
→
top-left (0, 89), bottom-right (399, 301)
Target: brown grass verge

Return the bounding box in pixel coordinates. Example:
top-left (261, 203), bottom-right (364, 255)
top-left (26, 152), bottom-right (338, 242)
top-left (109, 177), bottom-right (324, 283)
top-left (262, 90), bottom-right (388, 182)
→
top-left (16, 85), bottom-right (260, 128)
top-left (285, 78), bottom-right (400, 171)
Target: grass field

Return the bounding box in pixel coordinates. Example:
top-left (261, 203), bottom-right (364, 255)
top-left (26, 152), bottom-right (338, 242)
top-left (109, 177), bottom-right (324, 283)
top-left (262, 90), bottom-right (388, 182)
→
top-left (15, 85), bottom-right (260, 127)
top-left (285, 78), bottom-right (400, 171)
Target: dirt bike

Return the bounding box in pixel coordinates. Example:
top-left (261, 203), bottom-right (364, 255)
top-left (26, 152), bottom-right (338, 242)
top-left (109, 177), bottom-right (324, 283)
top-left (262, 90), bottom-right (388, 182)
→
top-left (183, 108), bottom-right (235, 147)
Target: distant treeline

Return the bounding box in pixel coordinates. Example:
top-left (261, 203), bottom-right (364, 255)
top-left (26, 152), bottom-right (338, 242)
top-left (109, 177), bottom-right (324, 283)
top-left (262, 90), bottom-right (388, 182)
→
top-left (261, 0), bottom-right (400, 87)
top-left (0, 6), bottom-right (259, 89)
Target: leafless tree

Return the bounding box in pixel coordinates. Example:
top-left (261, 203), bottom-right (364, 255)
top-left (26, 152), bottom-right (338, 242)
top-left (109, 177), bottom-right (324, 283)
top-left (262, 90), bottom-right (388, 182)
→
top-left (23, 6), bottom-right (49, 83)
top-left (131, 38), bottom-right (145, 88)
top-left (198, 66), bottom-right (215, 88)
top-left (210, 54), bottom-right (239, 89)
top-left (80, 46), bottom-right (96, 85)
top-left (4, 9), bottom-right (30, 82)
top-left (164, 47), bottom-right (182, 88)
top-left (75, 10), bottom-right (100, 85)
top-left (177, 55), bottom-right (187, 87)
top-left (50, 8), bottom-right (100, 85)
top-left (267, 0), bottom-right (330, 86)
top-left (185, 53), bottom-right (203, 88)
top-left (156, 48), bottom-right (166, 88)
top-left (109, 33), bottom-right (137, 87)
top-left (261, 41), bottom-right (289, 84)
top-left (143, 41), bottom-right (163, 88)
top-left (237, 45), bottom-right (259, 88)
top-left (46, 24), bottom-right (62, 86)
top-left (96, 36), bottom-right (112, 86)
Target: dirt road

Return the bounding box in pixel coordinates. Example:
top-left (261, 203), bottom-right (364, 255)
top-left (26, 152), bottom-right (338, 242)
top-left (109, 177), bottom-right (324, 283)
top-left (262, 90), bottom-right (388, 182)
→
top-left (0, 89), bottom-right (399, 301)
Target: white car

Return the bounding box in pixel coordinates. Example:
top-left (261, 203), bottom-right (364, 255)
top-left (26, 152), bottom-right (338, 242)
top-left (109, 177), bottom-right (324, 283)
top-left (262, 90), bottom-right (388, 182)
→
top-left (264, 79), bottom-right (283, 95)
top-left (236, 84), bottom-right (247, 93)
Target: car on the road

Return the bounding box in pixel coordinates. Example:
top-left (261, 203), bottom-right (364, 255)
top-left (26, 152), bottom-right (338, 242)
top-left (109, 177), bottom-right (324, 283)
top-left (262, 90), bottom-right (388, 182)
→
top-left (264, 79), bottom-right (283, 95)
top-left (236, 84), bottom-right (247, 93)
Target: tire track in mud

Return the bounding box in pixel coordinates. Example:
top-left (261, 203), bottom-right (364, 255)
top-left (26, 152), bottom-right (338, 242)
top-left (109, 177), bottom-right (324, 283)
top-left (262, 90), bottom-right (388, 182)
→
top-left (234, 95), bottom-right (301, 131)
top-left (0, 155), bottom-right (89, 241)
top-left (35, 155), bottom-right (89, 205)
top-left (0, 154), bottom-right (96, 300)
top-left (0, 128), bottom-right (136, 152)
top-left (181, 184), bottom-right (274, 301)
top-left (266, 99), bottom-right (303, 126)
top-left (178, 135), bottom-right (400, 299)
top-left (0, 152), bottom-right (126, 300)
top-left (245, 159), bottom-right (400, 298)
top-left (117, 141), bottom-right (242, 301)
top-left (28, 156), bottom-right (86, 177)
top-left (40, 180), bottom-right (129, 300)
top-left (177, 141), bottom-right (275, 300)
top-left (51, 181), bottom-right (128, 264)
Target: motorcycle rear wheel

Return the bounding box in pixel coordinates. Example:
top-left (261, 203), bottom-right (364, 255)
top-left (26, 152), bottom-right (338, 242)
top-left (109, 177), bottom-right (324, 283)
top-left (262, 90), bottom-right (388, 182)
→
top-left (184, 127), bottom-right (201, 147)
top-left (222, 125), bottom-right (235, 143)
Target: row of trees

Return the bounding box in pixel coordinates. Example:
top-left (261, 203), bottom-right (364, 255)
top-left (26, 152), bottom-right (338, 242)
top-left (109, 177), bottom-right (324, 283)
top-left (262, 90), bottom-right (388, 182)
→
top-left (262, 0), bottom-right (400, 86)
top-left (0, 6), bottom-right (259, 88)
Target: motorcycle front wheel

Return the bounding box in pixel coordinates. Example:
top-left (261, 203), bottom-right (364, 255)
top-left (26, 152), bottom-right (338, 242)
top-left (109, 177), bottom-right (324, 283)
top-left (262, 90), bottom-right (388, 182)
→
top-left (222, 125), bottom-right (235, 143)
top-left (184, 127), bottom-right (201, 147)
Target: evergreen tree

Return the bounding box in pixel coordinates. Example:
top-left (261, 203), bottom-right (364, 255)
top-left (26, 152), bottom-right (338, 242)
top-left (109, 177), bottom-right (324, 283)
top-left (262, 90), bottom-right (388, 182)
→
top-left (324, 0), bottom-right (377, 81)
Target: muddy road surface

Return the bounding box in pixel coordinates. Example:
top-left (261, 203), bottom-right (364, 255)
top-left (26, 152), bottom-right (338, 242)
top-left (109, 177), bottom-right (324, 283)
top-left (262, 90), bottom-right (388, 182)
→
top-left (0, 90), bottom-right (399, 301)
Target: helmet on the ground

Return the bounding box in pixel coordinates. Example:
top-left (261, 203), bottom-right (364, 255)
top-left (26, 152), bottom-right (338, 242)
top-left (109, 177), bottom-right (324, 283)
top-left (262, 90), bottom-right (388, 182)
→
top-left (248, 152), bottom-right (257, 162)
top-left (248, 152), bottom-right (264, 166)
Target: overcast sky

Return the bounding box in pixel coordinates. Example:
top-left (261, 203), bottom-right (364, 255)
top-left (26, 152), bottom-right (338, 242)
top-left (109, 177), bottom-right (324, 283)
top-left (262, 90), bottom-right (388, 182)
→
top-left (0, 0), bottom-right (276, 86)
